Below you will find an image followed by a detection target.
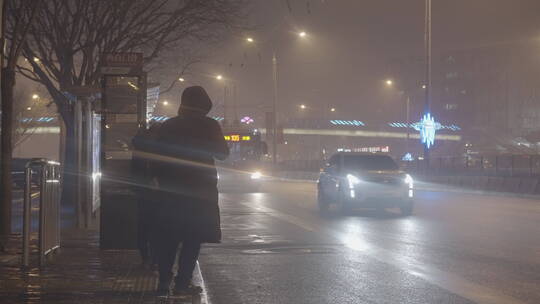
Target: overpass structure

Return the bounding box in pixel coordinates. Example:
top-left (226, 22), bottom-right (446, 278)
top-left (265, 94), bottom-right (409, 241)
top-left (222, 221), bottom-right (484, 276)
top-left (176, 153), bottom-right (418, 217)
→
top-left (16, 116), bottom-right (464, 162)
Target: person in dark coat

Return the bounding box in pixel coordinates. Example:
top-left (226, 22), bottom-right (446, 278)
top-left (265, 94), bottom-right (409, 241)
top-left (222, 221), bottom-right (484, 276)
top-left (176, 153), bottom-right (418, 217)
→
top-left (132, 122), bottom-right (161, 268)
top-left (152, 86), bottom-right (229, 295)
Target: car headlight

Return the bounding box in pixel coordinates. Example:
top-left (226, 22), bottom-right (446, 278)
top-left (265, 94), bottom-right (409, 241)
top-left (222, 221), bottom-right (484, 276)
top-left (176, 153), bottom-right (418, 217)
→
top-left (404, 174), bottom-right (414, 188)
top-left (251, 171), bottom-right (262, 179)
top-left (346, 174), bottom-right (361, 189)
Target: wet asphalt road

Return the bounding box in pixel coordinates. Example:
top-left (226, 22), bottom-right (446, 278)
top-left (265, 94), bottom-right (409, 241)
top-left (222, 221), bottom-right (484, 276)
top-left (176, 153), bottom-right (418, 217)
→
top-left (200, 181), bottom-right (540, 304)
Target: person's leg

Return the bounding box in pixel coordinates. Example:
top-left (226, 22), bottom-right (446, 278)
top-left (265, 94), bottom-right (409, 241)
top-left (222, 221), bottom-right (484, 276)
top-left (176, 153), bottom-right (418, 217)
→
top-left (174, 241), bottom-right (202, 288)
top-left (137, 199), bottom-right (149, 263)
top-left (156, 230), bottom-right (180, 290)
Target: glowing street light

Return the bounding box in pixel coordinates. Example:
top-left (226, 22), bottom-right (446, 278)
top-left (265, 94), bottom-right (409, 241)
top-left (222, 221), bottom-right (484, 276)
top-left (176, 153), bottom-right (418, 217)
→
top-left (300, 104), bottom-right (307, 110)
top-left (178, 77), bottom-right (185, 82)
top-left (32, 94), bottom-right (39, 100)
top-left (26, 107), bottom-right (32, 111)
top-left (246, 37), bottom-right (254, 43)
top-left (162, 100), bottom-right (169, 106)
top-left (299, 31), bottom-right (307, 38)
top-left (216, 74), bottom-right (223, 81)
top-left (330, 108), bottom-right (336, 112)
top-left (385, 79), bottom-right (393, 86)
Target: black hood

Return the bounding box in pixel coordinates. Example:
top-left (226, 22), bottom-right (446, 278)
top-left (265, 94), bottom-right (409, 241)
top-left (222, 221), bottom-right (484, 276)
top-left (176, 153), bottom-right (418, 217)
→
top-left (178, 86), bottom-right (213, 115)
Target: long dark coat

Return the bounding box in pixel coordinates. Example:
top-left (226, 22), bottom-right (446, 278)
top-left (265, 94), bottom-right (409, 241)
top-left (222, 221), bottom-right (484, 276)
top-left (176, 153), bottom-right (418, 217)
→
top-left (152, 114), bottom-right (229, 243)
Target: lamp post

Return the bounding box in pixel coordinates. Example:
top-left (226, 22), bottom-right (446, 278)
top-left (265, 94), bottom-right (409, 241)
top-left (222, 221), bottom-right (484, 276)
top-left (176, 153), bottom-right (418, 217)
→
top-left (215, 74), bottom-right (239, 126)
top-left (424, 0), bottom-right (432, 162)
top-left (245, 31), bottom-right (308, 167)
top-left (272, 52), bottom-right (278, 166)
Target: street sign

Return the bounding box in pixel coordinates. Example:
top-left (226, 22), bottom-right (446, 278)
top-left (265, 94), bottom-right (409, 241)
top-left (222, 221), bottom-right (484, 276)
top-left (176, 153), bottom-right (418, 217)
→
top-left (100, 53), bottom-right (143, 75)
top-left (100, 67), bottom-right (132, 75)
top-left (102, 53), bottom-right (143, 67)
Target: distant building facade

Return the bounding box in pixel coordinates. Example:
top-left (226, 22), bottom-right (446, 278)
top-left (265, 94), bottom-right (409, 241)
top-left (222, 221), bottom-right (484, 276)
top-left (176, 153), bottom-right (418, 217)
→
top-left (389, 40), bottom-right (540, 153)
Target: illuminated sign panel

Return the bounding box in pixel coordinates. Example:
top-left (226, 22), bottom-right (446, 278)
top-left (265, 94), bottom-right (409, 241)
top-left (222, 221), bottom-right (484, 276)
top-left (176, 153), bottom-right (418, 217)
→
top-left (224, 134), bottom-right (251, 142)
top-left (337, 146), bottom-right (389, 153)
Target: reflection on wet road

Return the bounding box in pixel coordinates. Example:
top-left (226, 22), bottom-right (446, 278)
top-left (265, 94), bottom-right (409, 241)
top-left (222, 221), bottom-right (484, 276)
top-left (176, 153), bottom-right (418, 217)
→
top-left (200, 181), bottom-right (540, 304)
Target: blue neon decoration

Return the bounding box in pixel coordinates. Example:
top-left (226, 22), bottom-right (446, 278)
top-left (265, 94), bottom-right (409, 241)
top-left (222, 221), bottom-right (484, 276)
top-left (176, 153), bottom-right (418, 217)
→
top-left (412, 113), bottom-right (442, 149)
top-left (150, 115), bottom-right (224, 122)
top-left (388, 121), bottom-right (459, 131)
top-left (402, 153), bottom-right (414, 162)
top-left (330, 120), bottom-right (365, 126)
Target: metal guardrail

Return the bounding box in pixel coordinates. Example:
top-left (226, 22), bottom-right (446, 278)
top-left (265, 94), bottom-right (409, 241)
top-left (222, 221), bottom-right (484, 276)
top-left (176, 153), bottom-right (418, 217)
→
top-left (405, 155), bottom-right (540, 178)
top-left (22, 159), bottom-right (62, 267)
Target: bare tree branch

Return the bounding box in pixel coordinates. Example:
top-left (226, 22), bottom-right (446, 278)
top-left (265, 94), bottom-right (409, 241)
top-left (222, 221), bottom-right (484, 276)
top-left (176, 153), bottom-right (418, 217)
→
top-left (14, 0), bottom-right (247, 117)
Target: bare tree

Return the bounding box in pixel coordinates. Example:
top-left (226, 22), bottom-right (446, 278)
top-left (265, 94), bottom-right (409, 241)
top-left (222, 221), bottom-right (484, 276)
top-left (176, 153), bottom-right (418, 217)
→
top-left (14, 0), bottom-right (246, 205)
top-left (12, 86), bottom-right (55, 148)
top-left (1, 0), bottom-right (41, 239)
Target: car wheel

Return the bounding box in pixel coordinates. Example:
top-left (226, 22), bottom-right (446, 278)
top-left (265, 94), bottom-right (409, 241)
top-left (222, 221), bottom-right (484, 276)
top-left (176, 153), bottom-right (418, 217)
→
top-left (317, 188), bottom-right (330, 214)
top-left (400, 200), bottom-right (414, 216)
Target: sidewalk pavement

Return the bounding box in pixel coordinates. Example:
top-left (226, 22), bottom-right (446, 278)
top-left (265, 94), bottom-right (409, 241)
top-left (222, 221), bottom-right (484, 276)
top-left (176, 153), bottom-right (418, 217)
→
top-left (0, 229), bottom-right (199, 304)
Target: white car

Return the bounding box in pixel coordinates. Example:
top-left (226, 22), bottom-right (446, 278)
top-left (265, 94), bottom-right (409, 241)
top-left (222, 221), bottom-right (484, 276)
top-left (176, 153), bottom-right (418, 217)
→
top-left (317, 152), bottom-right (414, 215)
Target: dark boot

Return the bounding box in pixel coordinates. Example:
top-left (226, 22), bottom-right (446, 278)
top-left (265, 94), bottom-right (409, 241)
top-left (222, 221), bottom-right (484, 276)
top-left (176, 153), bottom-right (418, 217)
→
top-left (156, 278), bottom-right (171, 297)
top-left (173, 281), bottom-right (203, 295)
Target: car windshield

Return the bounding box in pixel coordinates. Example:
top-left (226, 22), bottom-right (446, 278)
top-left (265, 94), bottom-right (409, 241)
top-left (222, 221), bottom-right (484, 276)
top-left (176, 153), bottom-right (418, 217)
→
top-left (343, 155), bottom-right (399, 171)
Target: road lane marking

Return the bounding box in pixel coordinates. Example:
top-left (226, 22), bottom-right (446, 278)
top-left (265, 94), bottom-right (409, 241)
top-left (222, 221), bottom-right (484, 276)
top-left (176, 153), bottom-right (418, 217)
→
top-left (237, 200), bottom-right (527, 304)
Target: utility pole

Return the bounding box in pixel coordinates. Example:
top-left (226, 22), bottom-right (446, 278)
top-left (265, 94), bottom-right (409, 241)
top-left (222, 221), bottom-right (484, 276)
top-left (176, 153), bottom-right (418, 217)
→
top-left (406, 95), bottom-right (411, 155)
top-left (223, 85), bottom-right (228, 124)
top-left (272, 51), bottom-right (278, 166)
top-left (233, 83), bottom-right (238, 124)
top-left (424, 0), bottom-right (432, 163)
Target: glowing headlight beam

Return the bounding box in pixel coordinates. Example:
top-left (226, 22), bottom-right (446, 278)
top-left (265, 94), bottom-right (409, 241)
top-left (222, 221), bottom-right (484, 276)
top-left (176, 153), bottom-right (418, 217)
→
top-left (404, 174), bottom-right (414, 188)
top-left (347, 174), bottom-right (361, 189)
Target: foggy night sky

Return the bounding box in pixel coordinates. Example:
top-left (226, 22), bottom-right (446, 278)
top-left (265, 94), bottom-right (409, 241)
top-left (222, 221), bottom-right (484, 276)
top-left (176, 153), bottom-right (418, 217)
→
top-left (170, 0), bottom-right (540, 125)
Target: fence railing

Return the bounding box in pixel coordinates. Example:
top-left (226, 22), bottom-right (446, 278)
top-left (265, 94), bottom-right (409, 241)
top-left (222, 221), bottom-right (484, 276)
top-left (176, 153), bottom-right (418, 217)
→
top-left (405, 155), bottom-right (540, 178)
top-left (22, 159), bottom-right (62, 267)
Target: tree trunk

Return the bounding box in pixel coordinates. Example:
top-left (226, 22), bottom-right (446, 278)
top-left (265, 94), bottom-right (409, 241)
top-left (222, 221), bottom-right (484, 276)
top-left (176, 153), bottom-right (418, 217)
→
top-left (0, 67), bottom-right (16, 237)
top-left (58, 106), bottom-right (79, 226)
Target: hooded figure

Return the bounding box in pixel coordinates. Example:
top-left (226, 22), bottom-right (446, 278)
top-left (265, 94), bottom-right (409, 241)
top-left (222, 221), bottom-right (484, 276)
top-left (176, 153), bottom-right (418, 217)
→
top-left (152, 86), bottom-right (229, 295)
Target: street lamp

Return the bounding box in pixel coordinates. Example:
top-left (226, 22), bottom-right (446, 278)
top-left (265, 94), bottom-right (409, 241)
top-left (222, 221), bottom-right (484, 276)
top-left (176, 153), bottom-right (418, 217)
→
top-left (178, 77), bottom-right (185, 82)
top-left (216, 74), bottom-right (223, 80)
top-left (298, 31), bottom-right (307, 38)
top-left (300, 104), bottom-right (307, 110)
top-left (330, 108), bottom-right (336, 112)
top-left (246, 37), bottom-right (254, 43)
top-left (386, 79), bottom-right (393, 87)
top-left (32, 94), bottom-right (39, 100)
